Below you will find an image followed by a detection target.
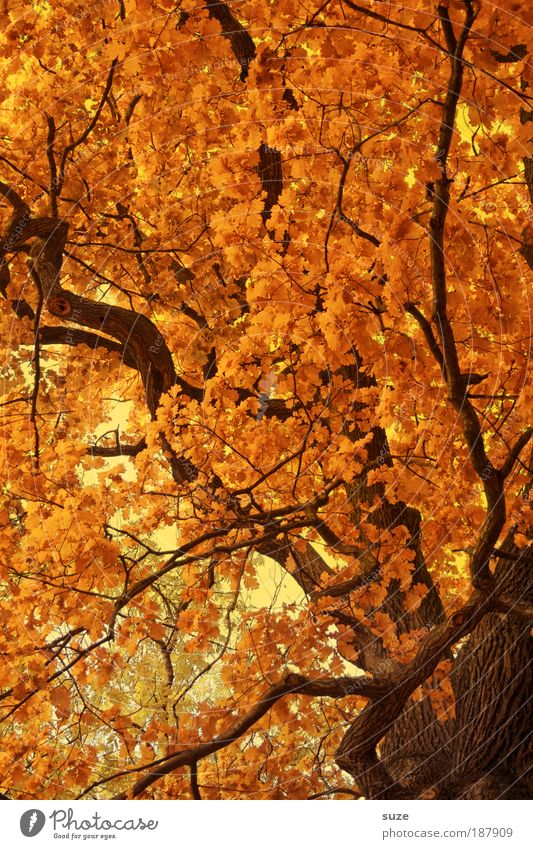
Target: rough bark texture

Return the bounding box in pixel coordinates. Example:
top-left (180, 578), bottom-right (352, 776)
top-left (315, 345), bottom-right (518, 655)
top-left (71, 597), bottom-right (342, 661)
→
top-left (450, 544), bottom-right (532, 799)
top-left (205, 0), bottom-right (256, 80)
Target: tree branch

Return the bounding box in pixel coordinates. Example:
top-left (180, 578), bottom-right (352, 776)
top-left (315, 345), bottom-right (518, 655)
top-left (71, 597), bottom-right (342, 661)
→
top-left (46, 114), bottom-right (59, 216)
top-left (335, 592), bottom-right (488, 797)
top-left (57, 60), bottom-right (118, 198)
top-left (113, 672), bottom-right (382, 799)
top-left (404, 301), bottom-right (446, 379)
top-left (426, 2), bottom-right (503, 586)
top-left (342, 0), bottom-right (442, 52)
top-left (205, 1), bottom-right (256, 80)
top-left (29, 268), bottom-right (44, 467)
top-left (499, 428), bottom-right (533, 479)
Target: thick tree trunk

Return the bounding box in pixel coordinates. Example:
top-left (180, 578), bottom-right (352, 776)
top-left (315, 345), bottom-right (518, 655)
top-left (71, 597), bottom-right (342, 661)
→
top-left (450, 543), bottom-right (532, 799)
top-left (378, 542), bottom-right (532, 799)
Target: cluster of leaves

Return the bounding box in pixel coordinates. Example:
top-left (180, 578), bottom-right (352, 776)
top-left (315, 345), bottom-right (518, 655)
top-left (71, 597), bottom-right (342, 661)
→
top-left (0, 0), bottom-right (531, 799)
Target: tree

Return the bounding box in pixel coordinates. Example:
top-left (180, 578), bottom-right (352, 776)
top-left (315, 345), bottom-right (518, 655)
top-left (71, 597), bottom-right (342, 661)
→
top-left (0, 0), bottom-right (531, 801)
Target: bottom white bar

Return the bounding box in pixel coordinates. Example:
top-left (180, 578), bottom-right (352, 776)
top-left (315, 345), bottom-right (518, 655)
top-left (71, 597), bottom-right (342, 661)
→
top-left (4, 800), bottom-right (530, 849)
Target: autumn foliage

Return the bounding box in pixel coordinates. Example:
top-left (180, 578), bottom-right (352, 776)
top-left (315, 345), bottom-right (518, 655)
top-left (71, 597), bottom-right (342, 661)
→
top-left (0, 0), bottom-right (532, 800)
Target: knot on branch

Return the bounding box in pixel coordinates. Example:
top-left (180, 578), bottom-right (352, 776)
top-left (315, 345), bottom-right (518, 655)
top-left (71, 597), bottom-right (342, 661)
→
top-left (48, 295), bottom-right (73, 317)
